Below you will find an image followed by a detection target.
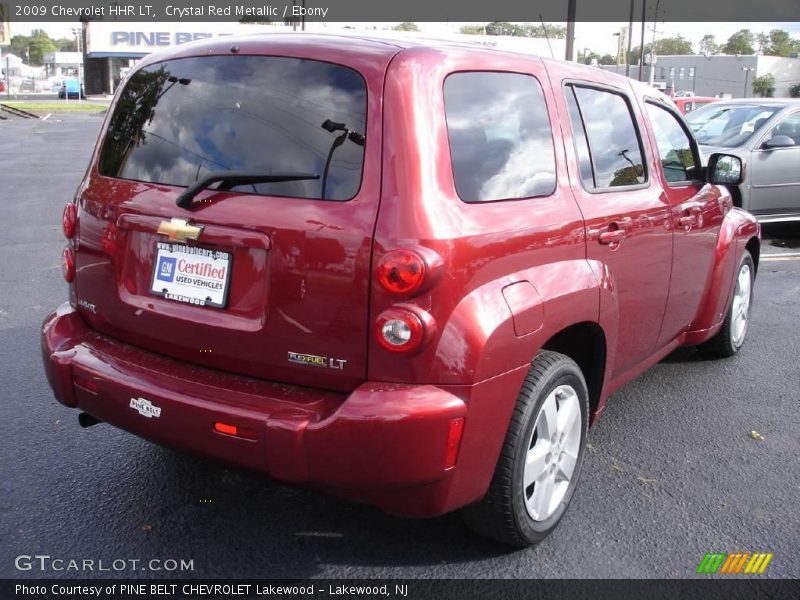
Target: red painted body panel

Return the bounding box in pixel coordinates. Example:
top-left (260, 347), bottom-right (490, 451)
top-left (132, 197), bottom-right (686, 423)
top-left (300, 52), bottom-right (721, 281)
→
top-left (42, 35), bottom-right (760, 518)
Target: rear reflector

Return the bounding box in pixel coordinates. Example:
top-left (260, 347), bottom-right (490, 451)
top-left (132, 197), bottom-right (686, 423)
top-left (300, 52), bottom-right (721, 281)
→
top-left (213, 421), bottom-right (257, 440)
top-left (444, 417), bottom-right (465, 469)
top-left (62, 246), bottom-right (75, 282)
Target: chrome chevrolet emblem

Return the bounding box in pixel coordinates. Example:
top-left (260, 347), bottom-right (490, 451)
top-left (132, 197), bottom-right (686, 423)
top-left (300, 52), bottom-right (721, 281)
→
top-left (157, 218), bottom-right (204, 242)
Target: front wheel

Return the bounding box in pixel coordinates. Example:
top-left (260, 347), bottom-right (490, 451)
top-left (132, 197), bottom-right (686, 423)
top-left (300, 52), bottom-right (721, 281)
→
top-left (461, 350), bottom-right (589, 547)
top-left (701, 250), bottom-right (755, 358)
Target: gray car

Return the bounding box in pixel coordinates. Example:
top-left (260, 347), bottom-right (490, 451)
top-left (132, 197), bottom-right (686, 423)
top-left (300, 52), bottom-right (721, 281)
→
top-left (686, 98), bottom-right (800, 223)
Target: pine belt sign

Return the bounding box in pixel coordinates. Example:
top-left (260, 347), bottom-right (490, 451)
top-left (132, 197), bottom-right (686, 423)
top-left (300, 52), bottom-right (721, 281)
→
top-left (84, 21), bottom-right (288, 57)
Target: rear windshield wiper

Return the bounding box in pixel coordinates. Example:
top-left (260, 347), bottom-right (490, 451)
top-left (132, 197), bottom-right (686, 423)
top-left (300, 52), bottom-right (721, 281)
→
top-left (176, 171), bottom-right (319, 209)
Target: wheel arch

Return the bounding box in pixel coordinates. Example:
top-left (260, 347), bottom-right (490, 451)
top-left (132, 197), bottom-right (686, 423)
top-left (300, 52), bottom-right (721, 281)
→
top-left (685, 207), bottom-right (760, 345)
top-left (541, 322), bottom-right (607, 424)
top-left (746, 235), bottom-right (760, 275)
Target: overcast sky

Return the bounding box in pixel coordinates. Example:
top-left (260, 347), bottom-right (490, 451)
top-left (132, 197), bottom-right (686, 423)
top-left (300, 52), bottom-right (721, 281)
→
top-left (10, 21), bottom-right (800, 55)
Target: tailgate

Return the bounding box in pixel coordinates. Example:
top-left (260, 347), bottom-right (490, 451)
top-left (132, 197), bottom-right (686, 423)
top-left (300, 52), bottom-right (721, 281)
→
top-left (73, 44), bottom-right (393, 392)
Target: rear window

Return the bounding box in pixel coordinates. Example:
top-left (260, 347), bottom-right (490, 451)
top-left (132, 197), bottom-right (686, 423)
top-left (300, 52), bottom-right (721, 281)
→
top-left (99, 56), bottom-right (367, 201)
top-left (444, 71), bottom-right (556, 202)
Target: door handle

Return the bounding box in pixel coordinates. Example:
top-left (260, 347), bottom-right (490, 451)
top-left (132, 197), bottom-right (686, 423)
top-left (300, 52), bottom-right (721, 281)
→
top-left (679, 210), bottom-right (700, 229)
top-left (598, 229), bottom-right (626, 245)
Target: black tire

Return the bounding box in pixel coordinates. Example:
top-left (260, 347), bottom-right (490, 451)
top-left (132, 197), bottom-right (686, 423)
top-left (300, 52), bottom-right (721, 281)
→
top-left (701, 250), bottom-right (755, 358)
top-left (461, 350), bottom-right (589, 547)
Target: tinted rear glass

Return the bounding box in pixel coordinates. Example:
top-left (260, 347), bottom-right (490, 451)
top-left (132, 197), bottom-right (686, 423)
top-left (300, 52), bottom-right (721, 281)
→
top-left (571, 86), bottom-right (646, 188)
top-left (99, 56), bottom-right (367, 201)
top-left (444, 72), bottom-right (556, 202)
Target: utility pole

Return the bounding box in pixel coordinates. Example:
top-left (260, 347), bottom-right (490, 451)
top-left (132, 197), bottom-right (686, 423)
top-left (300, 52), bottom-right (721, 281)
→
top-left (742, 66), bottom-right (754, 97)
top-left (626, 0), bottom-right (635, 77)
top-left (72, 27), bottom-right (83, 103)
top-left (647, 3), bottom-right (662, 88)
top-left (565, 0), bottom-right (576, 61)
top-left (638, 0), bottom-right (646, 80)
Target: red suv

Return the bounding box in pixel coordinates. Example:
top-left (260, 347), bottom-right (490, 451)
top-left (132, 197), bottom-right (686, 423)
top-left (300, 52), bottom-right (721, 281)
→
top-left (42, 34), bottom-right (759, 546)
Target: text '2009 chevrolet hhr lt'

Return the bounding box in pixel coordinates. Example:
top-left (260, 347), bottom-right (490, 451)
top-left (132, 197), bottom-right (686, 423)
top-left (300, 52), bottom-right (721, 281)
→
top-left (42, 34), bottom-right (759, 546)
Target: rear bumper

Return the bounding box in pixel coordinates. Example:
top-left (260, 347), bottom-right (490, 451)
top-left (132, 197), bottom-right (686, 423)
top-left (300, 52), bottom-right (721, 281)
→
top-left (41, 304), bottom-right (523, 517)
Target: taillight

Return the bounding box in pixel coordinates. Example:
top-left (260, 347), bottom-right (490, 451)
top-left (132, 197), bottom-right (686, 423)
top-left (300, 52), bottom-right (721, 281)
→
top-left (377, 249), bottom-right (426, 295)
top-left (375, 308), bottom-right (424, 353)
top-left (62, 246), bottom-right (75, 282)
top-left (62, 203), bottom-right (77, 239)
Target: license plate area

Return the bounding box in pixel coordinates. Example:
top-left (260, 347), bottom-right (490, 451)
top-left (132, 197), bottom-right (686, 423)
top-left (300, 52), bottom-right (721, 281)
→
top-left (150, 242), bottom-right (232, 308)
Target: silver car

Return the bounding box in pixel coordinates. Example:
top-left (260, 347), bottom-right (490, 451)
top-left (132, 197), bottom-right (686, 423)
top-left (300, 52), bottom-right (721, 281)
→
top-left (686, 98), bottom-right (800, 223)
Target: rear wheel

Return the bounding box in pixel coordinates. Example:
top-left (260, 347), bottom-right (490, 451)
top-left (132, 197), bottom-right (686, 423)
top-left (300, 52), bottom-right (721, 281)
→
top-left (462, 350), bottom-right (589, 547)
top-left (701, 251), bottom-right (754, 358)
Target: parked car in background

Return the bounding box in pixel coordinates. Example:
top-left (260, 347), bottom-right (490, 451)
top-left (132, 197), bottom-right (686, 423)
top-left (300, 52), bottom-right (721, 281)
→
top-left (673, 90), bottom-right (694, 98)
top-left (42, 34), bottom-right (759, 547)
top-left (687, 98), bottom-right (800, 223)
top-left (0, 80), bottom-right (5, 93)
top-left (673, 96), bottom-right (718, 115)
top-left (58, 78), bottom-right (85, 99)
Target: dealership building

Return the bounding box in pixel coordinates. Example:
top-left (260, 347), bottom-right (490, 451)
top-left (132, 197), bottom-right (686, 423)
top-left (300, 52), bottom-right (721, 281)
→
top-left (600, 54), bottom-right (800, 98)
top-left (79, 21), bottom-right (570, 95)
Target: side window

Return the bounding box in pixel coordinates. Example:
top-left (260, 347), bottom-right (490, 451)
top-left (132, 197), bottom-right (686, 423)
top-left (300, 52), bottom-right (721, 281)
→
top-left (564, 86), bottom-right (595, 188)
top-left (645, 102), bottom-right (700, 183)
top-left (568, 85), bottom-right (647, 189)
top-left (444, 71), bottom-right (556, 202)
top-left (767, 112), bottom-right (800, 146)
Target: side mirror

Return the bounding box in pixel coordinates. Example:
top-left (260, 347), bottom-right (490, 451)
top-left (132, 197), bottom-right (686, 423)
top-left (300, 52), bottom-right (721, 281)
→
top-left (761, 135), bottom-right (795, 149)
top-left (707, 153), bottom-right (743, 185)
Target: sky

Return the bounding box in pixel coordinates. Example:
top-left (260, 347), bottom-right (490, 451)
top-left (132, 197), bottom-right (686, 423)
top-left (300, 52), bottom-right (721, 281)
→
top-left (9, 21), bottom-right (800, 55)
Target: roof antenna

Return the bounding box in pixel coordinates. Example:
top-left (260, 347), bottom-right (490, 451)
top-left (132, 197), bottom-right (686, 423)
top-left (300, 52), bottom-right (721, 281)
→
top-left (539, 14), bottom-right (555, 59)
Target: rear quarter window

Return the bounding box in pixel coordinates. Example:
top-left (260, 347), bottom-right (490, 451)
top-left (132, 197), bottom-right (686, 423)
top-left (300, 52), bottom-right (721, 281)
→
top-left (443, 71), bottom-right (556, 202)
top-left (99, 55), bottom-right (367, 201)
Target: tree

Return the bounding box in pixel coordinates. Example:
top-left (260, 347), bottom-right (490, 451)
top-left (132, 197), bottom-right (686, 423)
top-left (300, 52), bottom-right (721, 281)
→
top-left (764, 29), bottom-right (795, 56)
top-left (55, 37), bottom-right (77, 52)
top-left (789, 83), bottom-right (800, 98)
top-left (522, 23), bottom-right (567, 38)
top-left (722, 29), bottom-right (755, 55)
top-left (477, 22), bottom-right (566, 38)
top-left (9, 30), bottom-right (59, 65)
top-left (699, 34), bottom-right (719, 55)
top-left (752, 74), bottom-right (776, 97)
top-left (598, 54), bottom-right (616, 65)
top-left (392, 22), bottom-right (420, 32)
top-left (485, 21), bottom-right (519, 36)
top-left (756, 32), bottom-right (770, 54)
top-left (459, 25), bottom-right (485, 35)
top-left (656, 35), bottom-right (693, 55)
top-left (628, 36), bottom-right (693, 64)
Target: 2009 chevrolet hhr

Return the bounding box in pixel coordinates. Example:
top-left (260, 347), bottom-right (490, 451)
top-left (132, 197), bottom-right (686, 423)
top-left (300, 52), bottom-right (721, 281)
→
top-left (42, 34), bottom-right (760, 546)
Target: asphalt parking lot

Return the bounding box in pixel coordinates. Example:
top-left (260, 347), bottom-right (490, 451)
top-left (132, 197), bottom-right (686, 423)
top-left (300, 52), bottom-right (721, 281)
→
top-left (1, 113), bottom-right (798, 580)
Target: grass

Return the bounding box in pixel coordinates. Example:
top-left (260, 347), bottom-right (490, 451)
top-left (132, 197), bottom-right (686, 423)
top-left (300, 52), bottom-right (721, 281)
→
top-left (1, 101), bottom-right (107, 113)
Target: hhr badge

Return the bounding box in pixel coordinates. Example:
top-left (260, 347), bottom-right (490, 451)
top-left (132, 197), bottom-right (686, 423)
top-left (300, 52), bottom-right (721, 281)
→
top-left (157, 218), bottom-right (204, 242)
top-left (130, 397), bottom-right (162, 418)
top-left (288, 351), bottom-right (347, 370)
